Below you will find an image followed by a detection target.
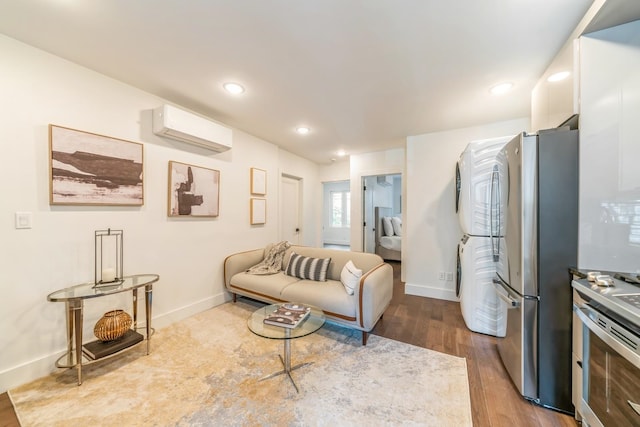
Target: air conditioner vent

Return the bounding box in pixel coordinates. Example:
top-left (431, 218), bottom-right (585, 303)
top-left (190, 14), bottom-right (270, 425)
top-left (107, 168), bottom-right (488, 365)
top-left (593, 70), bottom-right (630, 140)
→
top-left (152, 105), bottom-right (232, 152)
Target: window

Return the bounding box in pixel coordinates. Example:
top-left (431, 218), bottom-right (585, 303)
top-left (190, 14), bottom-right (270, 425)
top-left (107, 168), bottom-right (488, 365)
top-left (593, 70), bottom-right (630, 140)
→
top-left (331, 191), bottom-right (351, 227)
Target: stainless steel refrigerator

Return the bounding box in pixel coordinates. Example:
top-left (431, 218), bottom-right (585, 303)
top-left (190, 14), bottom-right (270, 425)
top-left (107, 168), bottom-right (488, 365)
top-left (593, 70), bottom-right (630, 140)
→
top-left (490, 121), bottom-right (579, 414)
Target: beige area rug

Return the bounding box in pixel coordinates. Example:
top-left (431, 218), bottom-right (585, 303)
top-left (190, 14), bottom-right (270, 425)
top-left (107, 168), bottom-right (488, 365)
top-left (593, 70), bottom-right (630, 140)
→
top-left (10, 300), bottom-right (472, 426)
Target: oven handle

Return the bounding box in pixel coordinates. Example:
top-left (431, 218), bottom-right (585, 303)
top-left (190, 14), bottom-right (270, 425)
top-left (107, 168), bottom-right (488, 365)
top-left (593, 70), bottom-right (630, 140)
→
top-left (574, 304), bottom-right (640, 370)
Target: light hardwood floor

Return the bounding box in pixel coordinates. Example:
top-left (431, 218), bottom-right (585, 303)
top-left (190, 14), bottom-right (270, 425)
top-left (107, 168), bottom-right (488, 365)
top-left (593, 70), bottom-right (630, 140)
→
top-left (0, 260), bottom-right (577, 426)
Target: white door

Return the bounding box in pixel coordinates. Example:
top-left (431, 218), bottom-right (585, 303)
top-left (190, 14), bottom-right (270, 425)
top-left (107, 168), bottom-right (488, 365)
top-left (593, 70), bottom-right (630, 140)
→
top-left (280, 174), bottom-right (301, 244)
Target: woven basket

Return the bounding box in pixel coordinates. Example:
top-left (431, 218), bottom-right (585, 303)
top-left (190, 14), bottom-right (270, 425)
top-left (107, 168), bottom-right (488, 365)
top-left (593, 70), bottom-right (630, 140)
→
top-left (94, 309), bottom-right (132, 342)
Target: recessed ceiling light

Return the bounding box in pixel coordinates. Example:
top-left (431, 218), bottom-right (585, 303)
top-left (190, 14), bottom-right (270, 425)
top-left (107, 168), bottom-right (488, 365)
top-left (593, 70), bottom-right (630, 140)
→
top-left (490, 82), bottom-right (513, 95)
top-left (296, 126), bottom-right (310, 135)
top-left (547, 71), bottom-right (570, 82)
top-left (336, 150), bottom-right (347, 157)
top-left (223, 82), bottom-right (244, 95)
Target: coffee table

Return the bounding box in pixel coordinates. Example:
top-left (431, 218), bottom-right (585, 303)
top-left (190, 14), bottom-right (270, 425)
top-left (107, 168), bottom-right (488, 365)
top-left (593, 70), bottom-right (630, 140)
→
top-left (247, 303), bottom-right (325, 393)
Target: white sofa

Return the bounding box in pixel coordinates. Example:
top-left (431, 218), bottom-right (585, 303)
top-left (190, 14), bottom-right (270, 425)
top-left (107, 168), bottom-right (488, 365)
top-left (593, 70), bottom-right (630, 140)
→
top-left (224, 245), bottom-right (393, 345)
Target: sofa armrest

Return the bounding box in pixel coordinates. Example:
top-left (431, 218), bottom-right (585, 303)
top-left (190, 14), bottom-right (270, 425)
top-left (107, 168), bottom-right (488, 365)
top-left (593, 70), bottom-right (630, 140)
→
top-left (356, 262), bottom-right (393, 331)
top-left (223, 248), bottom-right (265, 290)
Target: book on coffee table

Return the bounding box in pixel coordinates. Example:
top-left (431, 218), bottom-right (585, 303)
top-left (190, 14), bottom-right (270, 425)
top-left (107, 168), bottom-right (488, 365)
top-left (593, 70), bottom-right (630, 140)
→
top-left (83, 329), bottom-right (144, 360)
top-left (263, 303), bottom-right (311, 329)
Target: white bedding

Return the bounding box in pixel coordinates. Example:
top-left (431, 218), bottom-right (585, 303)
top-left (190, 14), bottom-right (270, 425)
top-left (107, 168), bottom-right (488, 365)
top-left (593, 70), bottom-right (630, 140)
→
top-left (380, 235), bottom-right (401, 252)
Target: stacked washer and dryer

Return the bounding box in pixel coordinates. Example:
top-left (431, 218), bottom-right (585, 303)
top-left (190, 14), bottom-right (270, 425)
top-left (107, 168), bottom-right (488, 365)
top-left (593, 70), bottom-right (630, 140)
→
top-left (455, 136), bottom-right (511, 337)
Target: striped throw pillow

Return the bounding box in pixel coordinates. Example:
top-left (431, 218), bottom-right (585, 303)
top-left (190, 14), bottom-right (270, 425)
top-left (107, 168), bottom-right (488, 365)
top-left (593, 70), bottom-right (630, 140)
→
top-left (285, 252), bottom-right (331, 282)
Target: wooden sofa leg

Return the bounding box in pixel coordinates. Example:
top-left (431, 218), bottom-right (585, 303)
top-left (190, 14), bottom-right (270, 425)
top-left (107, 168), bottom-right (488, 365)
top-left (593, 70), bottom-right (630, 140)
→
top-left (362, 331), bottom-right (368, 346)
top-left (232, 293), bottom-right (237, 303)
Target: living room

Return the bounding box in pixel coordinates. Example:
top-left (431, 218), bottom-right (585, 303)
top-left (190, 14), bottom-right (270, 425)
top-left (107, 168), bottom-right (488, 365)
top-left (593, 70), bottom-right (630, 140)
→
top-left (2, 1), bottom-right (640, 426)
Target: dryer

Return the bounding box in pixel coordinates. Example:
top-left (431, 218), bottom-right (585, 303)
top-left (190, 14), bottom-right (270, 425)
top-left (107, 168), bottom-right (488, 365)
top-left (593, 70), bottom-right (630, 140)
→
top-left (456, 135), bottom-right (511, 236)
top-left (457, 233), bottom-right (506, 337)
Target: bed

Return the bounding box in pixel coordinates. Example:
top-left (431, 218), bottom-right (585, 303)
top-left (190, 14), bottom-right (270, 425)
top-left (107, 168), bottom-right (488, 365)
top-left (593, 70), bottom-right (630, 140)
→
top-left (375, 206), bottom-right (402, 261)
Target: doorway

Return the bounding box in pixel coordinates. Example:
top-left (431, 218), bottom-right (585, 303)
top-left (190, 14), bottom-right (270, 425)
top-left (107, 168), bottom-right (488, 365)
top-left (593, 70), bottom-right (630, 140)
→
top-left (362, 174), bottom-right (402, 254)
top-left (322, 180), bottom-right (350, 249)
top-left (280, 174), bottom-right (302, 244)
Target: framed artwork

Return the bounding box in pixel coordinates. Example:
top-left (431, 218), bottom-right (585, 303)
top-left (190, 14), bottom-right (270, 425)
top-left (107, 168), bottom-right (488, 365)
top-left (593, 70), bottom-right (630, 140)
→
top-left (250, 167), bottom-right (266, 195)
top-left (168, 161), bottom-right (220, 217)
top-left (49, 124), bottom-right (144, 205)
top-left (250, 198), bottom-right (266, 225)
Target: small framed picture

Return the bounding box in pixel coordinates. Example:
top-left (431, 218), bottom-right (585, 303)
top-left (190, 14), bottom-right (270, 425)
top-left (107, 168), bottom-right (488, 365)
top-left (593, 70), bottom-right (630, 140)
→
top-left (250, 167), bottom-right (266, 195)
top-left (250, 198), bottom-right (266, 225)
top-left (168, 161), bottom-right (220, 217)
top-left (49, 125), bottom-right (144, 205)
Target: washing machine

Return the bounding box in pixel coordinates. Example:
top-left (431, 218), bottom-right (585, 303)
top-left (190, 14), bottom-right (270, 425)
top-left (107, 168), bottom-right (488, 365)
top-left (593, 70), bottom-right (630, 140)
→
top-left (456, 135), bottom-right (512, 236)
top-left (457, 235), bottom-right (506, 337)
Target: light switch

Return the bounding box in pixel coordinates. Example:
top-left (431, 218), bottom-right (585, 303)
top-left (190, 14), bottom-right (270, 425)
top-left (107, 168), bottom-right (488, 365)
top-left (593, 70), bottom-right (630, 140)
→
top-left (15, 211), bottom-right (32, 229)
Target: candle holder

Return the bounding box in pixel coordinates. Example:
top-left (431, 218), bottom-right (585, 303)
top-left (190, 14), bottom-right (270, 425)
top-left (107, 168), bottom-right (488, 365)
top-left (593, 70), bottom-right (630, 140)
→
top-left (94, 228), bottom-right (123, 288)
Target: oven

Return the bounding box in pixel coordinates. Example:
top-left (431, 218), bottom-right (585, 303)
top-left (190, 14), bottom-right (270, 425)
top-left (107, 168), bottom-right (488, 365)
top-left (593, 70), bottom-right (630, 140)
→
top-left (574, 301), bottom-right (640, 426)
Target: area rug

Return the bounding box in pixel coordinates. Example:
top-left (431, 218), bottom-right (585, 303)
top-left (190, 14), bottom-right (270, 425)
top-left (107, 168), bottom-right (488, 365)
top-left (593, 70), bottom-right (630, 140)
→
top-left (10, 300), bottom-right (472, 426)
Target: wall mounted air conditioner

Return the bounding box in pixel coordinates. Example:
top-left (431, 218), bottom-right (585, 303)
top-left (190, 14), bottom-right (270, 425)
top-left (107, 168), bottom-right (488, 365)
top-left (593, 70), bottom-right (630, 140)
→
top-left (152, 104), bottom-right (232, 152)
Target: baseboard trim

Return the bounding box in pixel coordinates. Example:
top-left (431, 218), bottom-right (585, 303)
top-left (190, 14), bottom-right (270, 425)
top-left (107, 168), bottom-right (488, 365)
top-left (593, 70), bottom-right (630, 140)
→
top-left (0, 292), bottom-right (230, 393)
top-left (404, 282), bottom-right (459, 302)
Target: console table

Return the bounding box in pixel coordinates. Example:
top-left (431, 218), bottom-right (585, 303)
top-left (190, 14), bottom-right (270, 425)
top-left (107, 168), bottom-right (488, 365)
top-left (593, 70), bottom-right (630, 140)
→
top-left (47, 274), bottom-right (159, 385)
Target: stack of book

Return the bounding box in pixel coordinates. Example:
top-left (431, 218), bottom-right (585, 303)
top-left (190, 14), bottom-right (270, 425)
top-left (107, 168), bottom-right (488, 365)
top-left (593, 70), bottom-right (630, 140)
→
top-left (83, 329), bottom-right (144, 360)
top-left (263, 303), bottom-right (311, 329)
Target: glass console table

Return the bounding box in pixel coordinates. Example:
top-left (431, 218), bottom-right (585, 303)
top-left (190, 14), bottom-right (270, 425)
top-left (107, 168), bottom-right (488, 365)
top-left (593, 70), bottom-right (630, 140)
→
top-left (47, 274), bottom-right (159, 385)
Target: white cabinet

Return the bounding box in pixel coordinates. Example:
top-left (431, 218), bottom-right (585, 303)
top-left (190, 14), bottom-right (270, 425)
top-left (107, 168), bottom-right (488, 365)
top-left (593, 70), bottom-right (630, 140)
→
top-left (531, 40), bottom-right (579, 132)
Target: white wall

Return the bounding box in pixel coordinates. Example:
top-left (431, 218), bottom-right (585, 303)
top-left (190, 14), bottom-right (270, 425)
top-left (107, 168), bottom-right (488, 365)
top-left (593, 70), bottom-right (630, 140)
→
top-left (318, 158), bottom-right (349, 183)
top-left (404, 118), bottom-right (529, 301)
top-left (578, 21), bottom-right (640, 272)
top-left (0, 34), bottom-right (319, 392)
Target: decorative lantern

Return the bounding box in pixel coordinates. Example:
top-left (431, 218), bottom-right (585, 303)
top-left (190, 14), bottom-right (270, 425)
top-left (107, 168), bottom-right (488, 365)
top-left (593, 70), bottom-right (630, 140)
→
top-left (94, 228), bottom-right (123, 287)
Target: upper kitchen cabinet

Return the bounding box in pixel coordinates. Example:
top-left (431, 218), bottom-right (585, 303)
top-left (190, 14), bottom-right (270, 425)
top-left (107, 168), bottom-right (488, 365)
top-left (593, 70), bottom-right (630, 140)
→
top-left (531, 40), bottom-right (578, 132)
top-left (530, 0), bottom-right (640, 132)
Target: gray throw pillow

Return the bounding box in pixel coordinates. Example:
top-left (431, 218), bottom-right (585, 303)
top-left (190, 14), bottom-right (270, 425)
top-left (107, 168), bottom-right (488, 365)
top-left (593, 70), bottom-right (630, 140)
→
top-left (285, 252), bottom-right (331, 281)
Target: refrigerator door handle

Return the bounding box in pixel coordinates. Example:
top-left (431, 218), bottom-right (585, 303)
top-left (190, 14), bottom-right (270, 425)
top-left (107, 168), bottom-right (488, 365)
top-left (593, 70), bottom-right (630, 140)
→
top-left (493, 279), bottom-right (520, 308)
top-left (490, 165), bottom-right (499, 262)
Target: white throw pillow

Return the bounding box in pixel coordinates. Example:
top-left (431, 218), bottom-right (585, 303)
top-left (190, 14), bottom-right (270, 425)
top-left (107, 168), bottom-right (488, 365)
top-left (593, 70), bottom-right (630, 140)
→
top-left (340, 260), bottom-right (362, 295)
top-left (391, 217), bottom-right (402, 236)
top-left (382, 217), bottom-right (394, 237)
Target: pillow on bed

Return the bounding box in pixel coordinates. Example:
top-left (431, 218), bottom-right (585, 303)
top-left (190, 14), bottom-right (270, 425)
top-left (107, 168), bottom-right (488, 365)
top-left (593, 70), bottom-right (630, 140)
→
top-left (391, 217), bottom-right (402, 236)
top-left (340, 260), bottom-right (362, 295)
top-left (382, 217), bottom-right (394, 237)
top-left (285, 252), bottom-right (331, 281)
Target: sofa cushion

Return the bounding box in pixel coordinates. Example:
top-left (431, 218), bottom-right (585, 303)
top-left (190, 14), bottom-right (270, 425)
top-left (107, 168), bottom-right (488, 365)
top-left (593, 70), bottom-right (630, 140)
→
top-left (285, 252), bottom-right (331, 281)
top-left (230, 271), bottom-right (300, 300)
top-left (280, 279), bottom-right (356, 319)
top-left (340, 260), bottom-right (362, 295)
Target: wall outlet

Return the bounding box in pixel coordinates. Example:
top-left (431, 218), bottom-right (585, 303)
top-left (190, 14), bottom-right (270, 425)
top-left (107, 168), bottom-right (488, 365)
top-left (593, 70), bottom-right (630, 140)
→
top-left (438, 271), bottom-right (445, 281)
top-left (446, 272), bottom-right (453, 281)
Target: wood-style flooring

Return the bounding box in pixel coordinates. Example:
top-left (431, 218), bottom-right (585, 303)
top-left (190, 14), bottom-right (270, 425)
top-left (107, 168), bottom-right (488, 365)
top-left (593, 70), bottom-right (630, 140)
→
top-left (0, 260), bottom-right (577, 426)
top-left (371, 261), bottom-right (577, 427)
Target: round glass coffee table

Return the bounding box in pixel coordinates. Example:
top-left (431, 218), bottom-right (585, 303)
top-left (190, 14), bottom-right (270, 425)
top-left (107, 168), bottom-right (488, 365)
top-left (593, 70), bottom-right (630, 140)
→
top-left (248, 303), bottom-right (325, 393)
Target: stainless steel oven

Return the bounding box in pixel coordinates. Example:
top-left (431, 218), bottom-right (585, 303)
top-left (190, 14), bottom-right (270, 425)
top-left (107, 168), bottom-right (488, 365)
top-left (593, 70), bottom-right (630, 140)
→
top-left (574, 301), bottom-right (640, 426)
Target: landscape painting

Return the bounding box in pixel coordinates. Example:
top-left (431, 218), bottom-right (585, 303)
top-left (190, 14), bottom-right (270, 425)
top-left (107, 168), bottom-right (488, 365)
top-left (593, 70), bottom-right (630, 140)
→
top-left (168, 161), bottom-right (220, 217)
top-left (49, 125), bottom-right (144, 205)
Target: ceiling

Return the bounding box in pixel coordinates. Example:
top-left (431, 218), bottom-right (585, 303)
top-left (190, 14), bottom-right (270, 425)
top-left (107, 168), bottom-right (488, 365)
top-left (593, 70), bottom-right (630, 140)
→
top-left (0, 0), bottom-right (633, 164)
